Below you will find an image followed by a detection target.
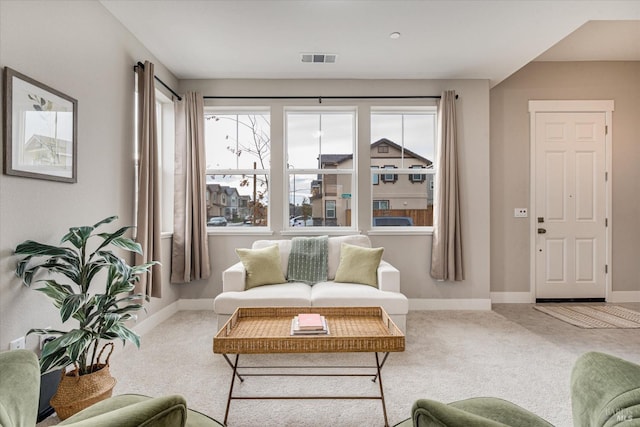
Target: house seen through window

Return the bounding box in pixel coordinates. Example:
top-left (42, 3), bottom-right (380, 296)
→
top-left (285, 109), bottom-right (356, 228)
top-left (200, 105), bottom-right (436, 231)
top-left (204, 110), bottom-right (270, 227)
top-left (370, 108), bottom-right (436, 227)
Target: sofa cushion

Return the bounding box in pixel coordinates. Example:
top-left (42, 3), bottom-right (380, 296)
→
top-left (327, 235), bottom-right (371, 280)
top-left (213, 282), bottom-right (312, 315)
top-left (334, 243), bottom-right (383, 287)
top-left (311, 282), bottom-right (408, 315)
top-left (236, 245), bottom-right (286, 289)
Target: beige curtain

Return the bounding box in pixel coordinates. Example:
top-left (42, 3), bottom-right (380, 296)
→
top-left (171, 92), bottom-right (211, 283)
top-left (135, 61), bottom-right (163, 297)
top-left (430, 90), bottom-right (464, 281)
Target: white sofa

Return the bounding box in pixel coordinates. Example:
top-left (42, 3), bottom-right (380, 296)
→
top-left (213, 235), bottom-right (409, 332)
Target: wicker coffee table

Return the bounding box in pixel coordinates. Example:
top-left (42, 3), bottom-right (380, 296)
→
top-left (213, 306), bottom-right (405, 426)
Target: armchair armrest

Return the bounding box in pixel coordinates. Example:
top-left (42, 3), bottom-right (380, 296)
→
top-left (571, 351), bottom-right (640, 427)
top-left (222, 261), bottom-right (246, 292)
top-left (377, 260), bottom-right (400, 293)
top-left (0, 350), bottom-right (40, 427)
top-left (58, 395), bottom-right (187, 427)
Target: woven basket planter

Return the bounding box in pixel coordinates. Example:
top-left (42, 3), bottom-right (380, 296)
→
top-left (50, 343), bottom-right (117, 420)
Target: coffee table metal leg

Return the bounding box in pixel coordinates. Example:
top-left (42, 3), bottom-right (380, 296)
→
top-left (222, 354), bottom-right (244, 382)
top-left (224, 354), bottom-right (240, 425)
top-left (375, 352), bottom-right (390, 427)
top-left (221, 352), bottom-right (392, 427)
top-left (372, 352), bottom-right (390, 383)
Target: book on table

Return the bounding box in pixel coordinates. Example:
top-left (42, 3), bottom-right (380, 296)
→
top-left (291, 314), bottom-right (329, 335)
top-left (297, 313), bottom-right (324, 330)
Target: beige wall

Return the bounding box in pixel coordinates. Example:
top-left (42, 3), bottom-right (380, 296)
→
top-left (177, 78), bottom-right (491, 303)
top-left (0, 1), bottom-right (180, 350)
top-left (490, 61), bottom-right (640, 294)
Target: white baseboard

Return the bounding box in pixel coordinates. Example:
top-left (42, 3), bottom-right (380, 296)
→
top-left (408, 298), bottom-right (492, 310)
top-left (131, 299), bottom-right (216, 338)
top-left (131, 301), bottom-right (180, 337)
top-left (609, 291), bottom-right (640, 303)
top-left (490, 292), bottom-right (533, 304)
top-left (177, 298), bottom-right (215, 311)
top-left (133, 297), bottom-right (514, 336)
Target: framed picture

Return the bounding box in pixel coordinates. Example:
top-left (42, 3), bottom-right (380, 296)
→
top-left (3, 67), bottom-right (77, 183)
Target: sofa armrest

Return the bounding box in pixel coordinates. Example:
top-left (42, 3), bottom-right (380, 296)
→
top-left (377, 260), bottom-right (400, 293)
top-left (222, 261), bottom-right (246, 292)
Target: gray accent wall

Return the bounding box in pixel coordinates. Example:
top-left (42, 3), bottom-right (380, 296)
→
top-left (490, 61), bottom-right (640, 294)
top-left (178, 78), bottom-right (491, 304)
top-left (0, 0), bottom-right (180, 350)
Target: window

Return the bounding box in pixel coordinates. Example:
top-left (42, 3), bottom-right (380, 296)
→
top-left (371, 108), bottom-right (436, 227)
top-left (285, 109), bottom-right (356, 228)
top-left (410, 165), bottom-right (426, 183)
top-left (382, 165), bottom-right (397, 183)
top-left (134, 89), bottom-right (175, 234)
top-left (372, 166), bottom-right (379, 185)
top-left (325, 200), bottom-right (336, 219)
top-left (204, 110), bottom-right (270, 227)
top-left (373, 200), bottom-right (389, 210)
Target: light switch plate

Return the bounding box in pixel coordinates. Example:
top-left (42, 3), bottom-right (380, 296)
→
top-left (514, 208), bottom-right (528, 218)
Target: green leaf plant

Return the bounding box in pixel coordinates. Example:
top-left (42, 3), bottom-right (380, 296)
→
top-left (14, 216), bottom-right (159, 375)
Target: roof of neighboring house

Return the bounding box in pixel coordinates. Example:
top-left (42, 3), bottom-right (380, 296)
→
top-left (318, 138), bottom-right (432, 167)
top-left (319, 153), bottom-right (353, 166)
top-left (207, 183), bottom-right (239, 196)
top-left (371, 138), bottom-right (432, 165)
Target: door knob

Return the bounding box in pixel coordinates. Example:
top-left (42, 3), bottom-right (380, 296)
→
top-left (537, 228), bottom-right (547, 234)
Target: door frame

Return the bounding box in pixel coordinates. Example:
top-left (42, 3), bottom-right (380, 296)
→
top-left (528, 100), bottom-right (614, 302)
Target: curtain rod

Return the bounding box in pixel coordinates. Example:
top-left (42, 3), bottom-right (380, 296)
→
top-left (203, 94), bottom-right (457, 103)
top-left (134, 62), bottom-right (183, 100)
top-left (134, 62), bottom-right (458, 103)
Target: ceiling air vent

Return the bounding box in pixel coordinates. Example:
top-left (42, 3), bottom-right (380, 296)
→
top-left (301, 53), bottom-right (337, 64)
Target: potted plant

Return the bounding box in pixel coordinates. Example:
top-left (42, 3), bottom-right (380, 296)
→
top-left (14, 215), bottom-right (158, 419)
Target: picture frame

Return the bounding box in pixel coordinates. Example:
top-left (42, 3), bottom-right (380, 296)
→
top-left (3, 67), bottom-right (77, 183)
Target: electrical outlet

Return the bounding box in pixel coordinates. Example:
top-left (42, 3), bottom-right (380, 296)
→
top-left (9, 336), bottom-right (25, 350)
top-left (514, 208), bottom-right (528, 218)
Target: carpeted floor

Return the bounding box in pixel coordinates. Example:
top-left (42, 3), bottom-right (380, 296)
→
top-left (38, 304), bottom-right (640, 427)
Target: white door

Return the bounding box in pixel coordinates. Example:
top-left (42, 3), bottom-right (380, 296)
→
top-left (534, 112), bottom-right (607, 299)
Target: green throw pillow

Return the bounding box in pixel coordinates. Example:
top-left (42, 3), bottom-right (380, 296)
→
top-left (334, 243), bottom-right (383, 287)
top-left (236, 245), bottom-right (286, 289)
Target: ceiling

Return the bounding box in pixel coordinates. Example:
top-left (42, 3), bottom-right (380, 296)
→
top-left (100, 0), bottom-right (640, 86)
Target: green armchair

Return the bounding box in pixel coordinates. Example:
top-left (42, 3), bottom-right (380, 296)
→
top-left (0, 350), bottom-right (224, 427)
top-left (395, 351), bottom-right (640, 427)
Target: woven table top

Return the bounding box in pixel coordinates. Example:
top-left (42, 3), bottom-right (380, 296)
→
top-left (213, 306), bottom-right (405, 354)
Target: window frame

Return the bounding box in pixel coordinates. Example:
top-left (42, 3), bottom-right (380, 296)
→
top-left (370, 106), bottom-right (437, 232)
top-left (203, 107), bottom-right (272, 232)
top-left (284, 107), bottom-right (357, 232)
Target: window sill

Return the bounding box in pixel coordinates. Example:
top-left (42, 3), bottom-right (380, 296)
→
top-left (207, 228), bottom-right (274, 236)
top-left (281, 228), bottom-right (361, 237)
top-left (367, 227), bottom-right (433, 236)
